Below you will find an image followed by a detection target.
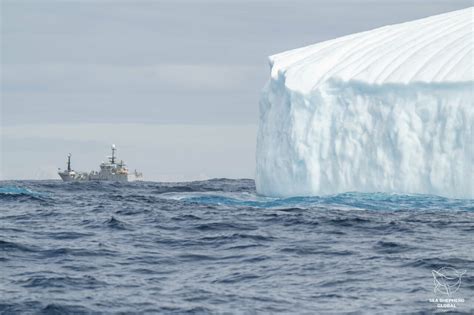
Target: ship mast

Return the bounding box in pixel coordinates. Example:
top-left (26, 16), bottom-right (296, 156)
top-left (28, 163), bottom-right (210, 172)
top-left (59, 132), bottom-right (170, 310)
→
top-left (111, 144), bottom-right (116, 164)
top-left (67, 153), bottom-right (72, 172)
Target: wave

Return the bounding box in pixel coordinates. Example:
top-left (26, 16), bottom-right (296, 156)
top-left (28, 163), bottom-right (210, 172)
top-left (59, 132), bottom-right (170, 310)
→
top-left (103, 216), bottom-right (132, 230)
top-left (16, 274), bottom-right (107, 289)
top-left (0, 239), bottom-right (37, 253)
top-left (161, 191), bottom-right (473, 211)
top-left (1, 179), bottom-right (473, 314)
top-left (0, 186), bottom-right (48, 202)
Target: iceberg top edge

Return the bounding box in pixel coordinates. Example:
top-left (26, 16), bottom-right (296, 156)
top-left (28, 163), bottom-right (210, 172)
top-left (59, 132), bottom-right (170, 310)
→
top-left (268, 7), bottom-right (473, 93)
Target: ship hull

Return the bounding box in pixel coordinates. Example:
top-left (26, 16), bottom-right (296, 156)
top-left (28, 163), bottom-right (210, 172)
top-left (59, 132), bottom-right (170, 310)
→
top-left (89, 174), bottom-right (128, 182)
top-left (58, 173), bottom-right (73, 182)
top-left (58, 172), bottom-right (128, 182)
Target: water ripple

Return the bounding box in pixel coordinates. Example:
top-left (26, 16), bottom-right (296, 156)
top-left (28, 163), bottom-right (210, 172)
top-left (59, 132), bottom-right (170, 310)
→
top-left (0, 179), bottom-right (472, 314)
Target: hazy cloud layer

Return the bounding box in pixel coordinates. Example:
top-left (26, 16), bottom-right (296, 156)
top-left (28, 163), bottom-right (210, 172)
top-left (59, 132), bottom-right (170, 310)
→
top-left (1, 0), bottom-right (471, 180)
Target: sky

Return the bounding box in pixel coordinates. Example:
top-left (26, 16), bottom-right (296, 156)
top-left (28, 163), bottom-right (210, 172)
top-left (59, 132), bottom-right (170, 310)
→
top-left (1, 0), bottom-right (471, 181)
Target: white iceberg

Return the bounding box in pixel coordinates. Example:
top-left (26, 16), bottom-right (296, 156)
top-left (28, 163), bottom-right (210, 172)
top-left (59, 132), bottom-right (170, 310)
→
top-left (256, 8), bottom-right (473, 199)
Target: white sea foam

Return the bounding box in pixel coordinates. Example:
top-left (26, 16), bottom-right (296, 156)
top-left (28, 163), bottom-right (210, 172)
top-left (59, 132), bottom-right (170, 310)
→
top-left (256, 8), bottom-right (473, 198)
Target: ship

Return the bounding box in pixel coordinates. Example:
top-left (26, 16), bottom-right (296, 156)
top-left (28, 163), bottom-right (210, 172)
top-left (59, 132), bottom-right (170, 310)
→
top-left (58, 145), bottom-right (142, 182)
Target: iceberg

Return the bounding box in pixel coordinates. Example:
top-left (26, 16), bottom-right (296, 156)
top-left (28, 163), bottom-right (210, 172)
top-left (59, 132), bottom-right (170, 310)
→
top-left (256, 8), bottom-right (473, 199)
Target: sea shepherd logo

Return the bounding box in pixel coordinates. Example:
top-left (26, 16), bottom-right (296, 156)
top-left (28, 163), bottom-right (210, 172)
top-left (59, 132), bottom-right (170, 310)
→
top-left (432, 267), bottom-right (465, 296)
top-left (428, 267), bottom-right (466, 309)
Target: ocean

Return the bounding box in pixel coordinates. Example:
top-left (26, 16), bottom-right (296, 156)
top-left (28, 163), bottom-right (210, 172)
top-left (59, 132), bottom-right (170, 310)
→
top-left (1, 179), bottom-right (473, 314)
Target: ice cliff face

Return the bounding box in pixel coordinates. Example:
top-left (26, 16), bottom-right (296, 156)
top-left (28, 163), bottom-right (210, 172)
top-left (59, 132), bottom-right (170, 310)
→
top-left (256, 8), bottom-right (473, 199)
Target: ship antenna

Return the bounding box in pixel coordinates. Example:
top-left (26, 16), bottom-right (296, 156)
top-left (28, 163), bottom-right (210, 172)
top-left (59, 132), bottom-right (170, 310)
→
top-left (111, 144), bottom-right (116, 164)
top-left (67, 153), bottom-right (72, 172)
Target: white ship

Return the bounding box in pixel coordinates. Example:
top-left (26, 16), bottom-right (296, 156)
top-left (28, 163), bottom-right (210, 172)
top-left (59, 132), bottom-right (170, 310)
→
top-left (58, 145), bottom-right (142, 182)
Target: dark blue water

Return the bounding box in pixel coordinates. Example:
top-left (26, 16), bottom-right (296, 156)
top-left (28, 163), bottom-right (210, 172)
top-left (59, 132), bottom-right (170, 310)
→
top-left (1, 179), bottom-right (473, 314)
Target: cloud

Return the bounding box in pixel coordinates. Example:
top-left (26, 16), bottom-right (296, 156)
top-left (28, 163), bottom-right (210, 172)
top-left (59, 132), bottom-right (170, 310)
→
top-left (2, 0), bottom-right (471, 179)
top-left (2, 63), bottom-right (258, 93)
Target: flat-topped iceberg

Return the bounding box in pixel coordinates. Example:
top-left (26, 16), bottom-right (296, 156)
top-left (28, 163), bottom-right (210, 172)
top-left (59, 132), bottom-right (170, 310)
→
top-left (256, 8), bottom-right (473, 199)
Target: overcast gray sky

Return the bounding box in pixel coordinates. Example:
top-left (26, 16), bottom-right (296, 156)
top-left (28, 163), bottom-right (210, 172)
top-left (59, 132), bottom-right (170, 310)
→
top-left (1, 0), bottom-right (471, 180)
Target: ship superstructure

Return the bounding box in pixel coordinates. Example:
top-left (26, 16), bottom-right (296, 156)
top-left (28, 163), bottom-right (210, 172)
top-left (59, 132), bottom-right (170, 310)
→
top-left (58, 145), bottom-right (141, 182)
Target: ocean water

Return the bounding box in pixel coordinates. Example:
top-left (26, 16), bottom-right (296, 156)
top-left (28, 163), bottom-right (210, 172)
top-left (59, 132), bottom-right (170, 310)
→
top-left (1, 179), bottom-right (473, 314)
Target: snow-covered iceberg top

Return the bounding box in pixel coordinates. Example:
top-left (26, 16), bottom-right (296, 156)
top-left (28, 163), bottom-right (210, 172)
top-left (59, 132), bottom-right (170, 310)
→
top-left (256, 8), bottom-right (473, 199)
top-left (270, 8), bottom-right (473, 92)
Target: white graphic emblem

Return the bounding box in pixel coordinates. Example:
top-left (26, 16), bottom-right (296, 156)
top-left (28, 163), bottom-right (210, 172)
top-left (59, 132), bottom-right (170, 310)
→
top-left (432, 267), bottom-right (466, 296)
